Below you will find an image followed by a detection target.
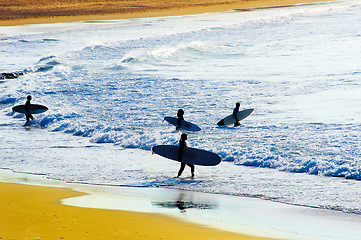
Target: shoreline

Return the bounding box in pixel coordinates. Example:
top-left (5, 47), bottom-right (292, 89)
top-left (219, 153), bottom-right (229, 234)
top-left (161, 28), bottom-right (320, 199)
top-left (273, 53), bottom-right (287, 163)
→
top-left (0, 171), bottom-right (276, 240)
top-left (0, 0), bottom-right (329, 26)
top-left (0, 182), bottom-right (266, 240)
top-left (2, 169), bottom-right (361, 240)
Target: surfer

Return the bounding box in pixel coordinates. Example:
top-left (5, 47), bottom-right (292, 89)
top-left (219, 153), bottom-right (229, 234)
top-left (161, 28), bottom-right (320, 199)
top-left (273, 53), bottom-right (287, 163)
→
top-left (25, 95), bottom-right (34, 125)
top-left (176, 108), bottom-right (184, 130)
top-left (233, 102), bottom-right (241, 127)
top-left (177, 133), bottom-right (195, 178)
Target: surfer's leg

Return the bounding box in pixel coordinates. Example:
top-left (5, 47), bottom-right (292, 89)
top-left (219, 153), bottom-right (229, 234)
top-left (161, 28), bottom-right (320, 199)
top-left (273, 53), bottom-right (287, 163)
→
top-left (177, 163), bottom-right (186, 177)
top-left (26, 113), bottom-right (34, 123)
top-left (25, 114), bottom-right (30, 124)
top-left (176, 118), bottom-right (181, 130)
top-left (188, 164), bottom-right (195, 178)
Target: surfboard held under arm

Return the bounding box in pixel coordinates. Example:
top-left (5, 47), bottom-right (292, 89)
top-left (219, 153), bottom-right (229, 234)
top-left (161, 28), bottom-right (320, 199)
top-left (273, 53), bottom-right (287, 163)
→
top-left (152, 145), bottom-right (221, 166)
top-left (217, 108), bottom-right (254, 126)
top-left (12, 104), bottom-right (48, 114)
top-left (164, 117), bottom-right (201, 132)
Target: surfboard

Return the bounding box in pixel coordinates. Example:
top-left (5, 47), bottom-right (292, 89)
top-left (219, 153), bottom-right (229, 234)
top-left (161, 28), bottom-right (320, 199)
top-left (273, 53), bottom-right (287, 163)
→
top-left (152, 145), bottom-right (221, 166)
top-left (164, 117), bottom-right (201, 132)
top-left (12, 104), bottom-right (48, 114)
top-left (217, 108), bottom-right (254, 126)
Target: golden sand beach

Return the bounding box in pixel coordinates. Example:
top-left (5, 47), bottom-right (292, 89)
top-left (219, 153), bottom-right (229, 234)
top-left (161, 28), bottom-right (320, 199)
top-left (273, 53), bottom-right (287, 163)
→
top-left (1, 0), bottom-right (326, 26)
top-left (0, 182), bottom-right (277, 240)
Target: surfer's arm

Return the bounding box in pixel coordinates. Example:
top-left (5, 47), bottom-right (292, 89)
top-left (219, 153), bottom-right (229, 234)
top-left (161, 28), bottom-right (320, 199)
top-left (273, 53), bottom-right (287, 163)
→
top-left (178, 148), bottom-right (183, 162)
top-left (178, 142), bottom-right (186, 162)
top-left (233, 111), bottom-right (239, 121)
top-left (177, 116), bottom-right (184, 128)
top-left (24, 100), bottom-right (32, 115)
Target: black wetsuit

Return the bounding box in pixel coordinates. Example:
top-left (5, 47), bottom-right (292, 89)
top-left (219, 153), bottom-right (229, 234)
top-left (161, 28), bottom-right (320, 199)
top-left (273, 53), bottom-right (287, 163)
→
top-left (233, 107), bottom-right (239, 121)
top-left (177, 138), bottom-right (195, 177)
top-left (177, 111), bottom-right (184, 129)
top-left (25, 98), bottom-right (33, 124)
top-left (233, 106), bottom-right (240, 126)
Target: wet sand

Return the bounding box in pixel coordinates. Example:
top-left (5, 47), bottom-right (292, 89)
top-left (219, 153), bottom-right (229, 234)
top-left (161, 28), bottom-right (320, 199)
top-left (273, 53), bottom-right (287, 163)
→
top-left (0, 181), bottom-right (276, 240)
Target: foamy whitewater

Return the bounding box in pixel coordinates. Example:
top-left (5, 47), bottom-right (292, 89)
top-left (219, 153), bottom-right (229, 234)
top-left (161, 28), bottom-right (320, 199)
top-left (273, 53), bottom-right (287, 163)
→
top-left (1, 0), bottom-right (361, 229)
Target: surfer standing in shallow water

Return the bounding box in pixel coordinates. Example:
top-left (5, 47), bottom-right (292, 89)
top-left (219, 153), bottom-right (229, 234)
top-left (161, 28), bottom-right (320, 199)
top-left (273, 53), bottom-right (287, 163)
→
top-left (25, 95), bottom-right (34, 125)
top-left (233, 102), bottom-right (241, 127)
top-left (177, 133), bottom-right (195, 178)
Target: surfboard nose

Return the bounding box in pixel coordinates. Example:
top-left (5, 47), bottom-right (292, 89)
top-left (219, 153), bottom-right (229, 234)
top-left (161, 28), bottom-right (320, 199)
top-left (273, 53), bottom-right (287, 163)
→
top-left (217, 120), bottom-right (225, 126)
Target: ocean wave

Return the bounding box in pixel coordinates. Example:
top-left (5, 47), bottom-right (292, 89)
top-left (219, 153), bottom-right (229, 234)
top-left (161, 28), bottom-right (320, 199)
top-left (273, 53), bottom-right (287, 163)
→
top-left (0, 95), bottom-right (17, 104)
top-left (0, 55), bottom-right (61, 84)
top-left (120, 41), bottom-right (209, 66)
top-left (29, 108), bottom-right (361, 182)
top-left (34, 56), bottom-right (61, 72)
top-left (148, 41), bottom-right (209, 59)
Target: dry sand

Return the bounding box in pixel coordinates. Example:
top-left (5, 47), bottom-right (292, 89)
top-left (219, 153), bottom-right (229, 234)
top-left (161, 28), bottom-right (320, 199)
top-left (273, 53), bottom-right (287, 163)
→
top-left (0, 182), bottom-right (277, 240)
top-left (0, 0), bottom-right (327, 26)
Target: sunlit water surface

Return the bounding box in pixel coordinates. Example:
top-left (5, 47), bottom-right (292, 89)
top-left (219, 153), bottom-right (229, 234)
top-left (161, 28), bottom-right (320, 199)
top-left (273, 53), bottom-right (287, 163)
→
top-left (1, 0), bottom-right (361, 217)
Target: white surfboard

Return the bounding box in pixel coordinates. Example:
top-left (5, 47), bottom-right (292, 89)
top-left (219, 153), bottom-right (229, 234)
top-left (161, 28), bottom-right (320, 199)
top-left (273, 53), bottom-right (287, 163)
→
top-left (217, 108), bottom-right (254, 126)
top-left (152, 145), bottom-right (221, 166)
top-left (164, 117), bottom-right (201, 132)
top-left (12, 104), bottom-right (48, 114)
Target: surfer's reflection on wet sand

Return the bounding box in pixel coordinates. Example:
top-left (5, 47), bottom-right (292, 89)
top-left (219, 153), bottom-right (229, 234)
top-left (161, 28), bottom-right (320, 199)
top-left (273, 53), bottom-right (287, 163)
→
top-left (176, 193), bottom-right (187, 212)
top-left (152, 192), bottom-right (217, 213)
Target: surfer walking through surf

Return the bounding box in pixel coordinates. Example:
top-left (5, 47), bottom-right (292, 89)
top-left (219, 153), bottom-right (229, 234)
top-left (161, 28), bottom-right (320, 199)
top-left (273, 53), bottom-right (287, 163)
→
top-left (177, 133), bottom-right (195, 178)
top-left (25, 95), bottom-right (34, 125)
top-left (233, 102), bottom-right (241, 127)
top-left (176, 109), bottom-right (184, 130)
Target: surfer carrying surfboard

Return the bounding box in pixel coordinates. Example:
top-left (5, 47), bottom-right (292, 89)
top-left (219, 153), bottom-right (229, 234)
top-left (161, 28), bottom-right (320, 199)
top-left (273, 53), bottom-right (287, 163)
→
top-left (233, 102), bottom-right (241, 127)
top-left (25, 95), bottom-right (34, 125)
top-left (177, 133), bottom-right (195, 178)
top-left (164, 110), bottom-right (201, 132)
top-left (176, 109), bottom-right (184, 130)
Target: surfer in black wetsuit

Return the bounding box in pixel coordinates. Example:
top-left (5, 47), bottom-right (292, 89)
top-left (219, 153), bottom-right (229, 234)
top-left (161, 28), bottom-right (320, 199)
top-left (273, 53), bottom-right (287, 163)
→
top-left (233, 102), bottom-right (240, 127)
top-left (176, 108), bottom-right (184, 130)
top-left (25, 95), bottom-right (34, 125)
top-left (177, 133), bottom-right (195, 178)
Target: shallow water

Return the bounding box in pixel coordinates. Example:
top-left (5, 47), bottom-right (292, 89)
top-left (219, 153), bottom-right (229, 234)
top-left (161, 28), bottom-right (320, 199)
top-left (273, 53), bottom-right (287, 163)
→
top-left (1, 0), bottom-right (361, 219)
